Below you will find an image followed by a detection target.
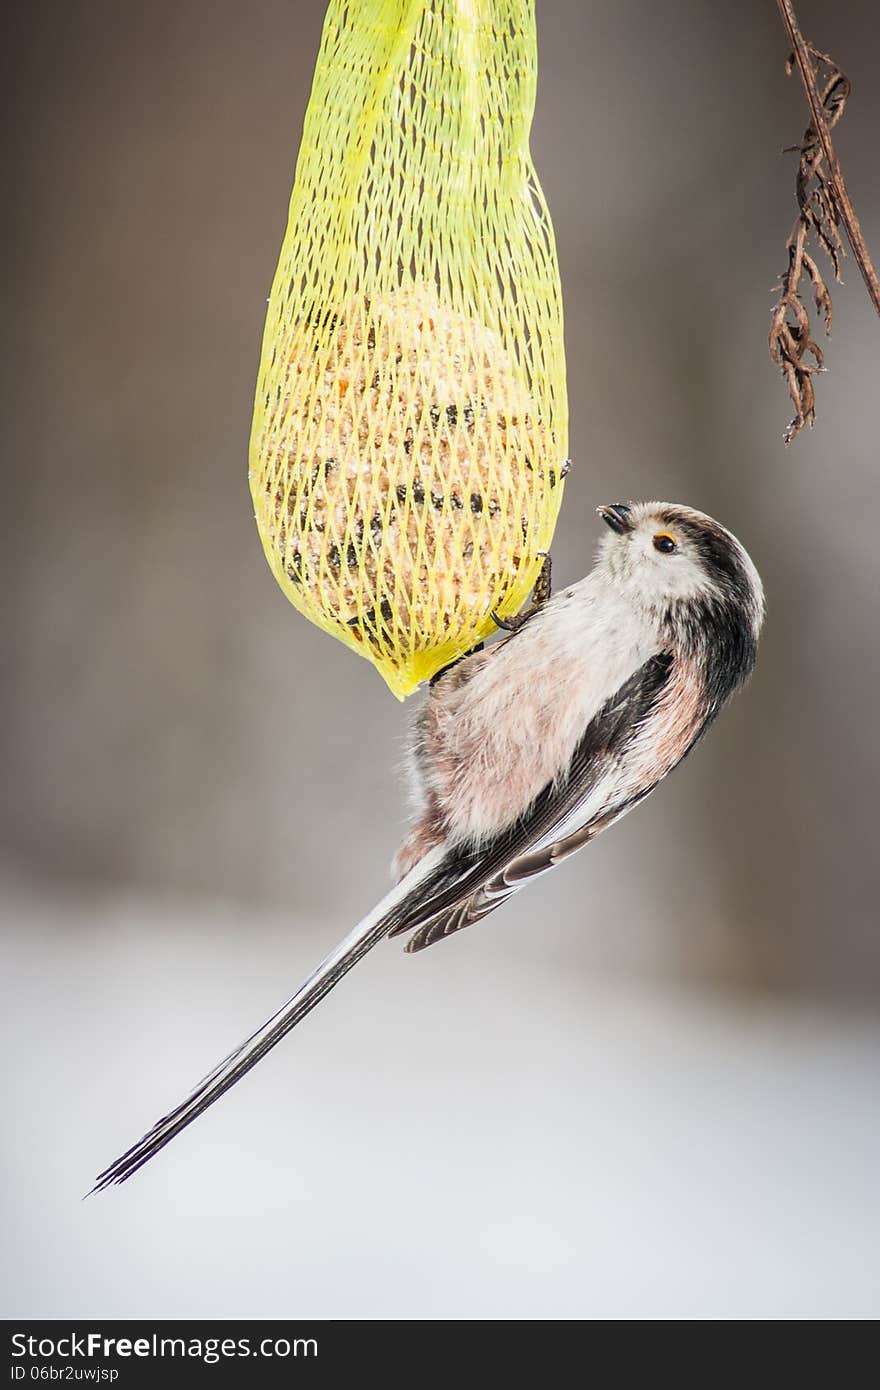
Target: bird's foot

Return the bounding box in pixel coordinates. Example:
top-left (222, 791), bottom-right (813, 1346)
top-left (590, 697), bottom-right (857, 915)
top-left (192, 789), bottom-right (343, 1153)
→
top-left (490, 552), bottom-right (553, 634)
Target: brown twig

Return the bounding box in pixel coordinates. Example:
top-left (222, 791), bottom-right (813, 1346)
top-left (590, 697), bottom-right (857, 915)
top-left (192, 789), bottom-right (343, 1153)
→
top-left (769, 47), bottom-right (847, 441)
top-left (776, 0), bottom-right (880, 317)
top-left (769, 2), bottom-right (880, 443)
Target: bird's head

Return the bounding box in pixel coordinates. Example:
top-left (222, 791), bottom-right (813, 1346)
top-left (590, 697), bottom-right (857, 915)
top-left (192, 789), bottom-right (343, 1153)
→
top-left (596, 500), bottom-right (765, 657)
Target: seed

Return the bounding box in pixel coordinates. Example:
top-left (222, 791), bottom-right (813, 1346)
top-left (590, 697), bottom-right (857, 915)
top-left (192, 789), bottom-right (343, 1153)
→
top-left (309, 457), bottom-right (336, 487)
top-left (305, 308), bottom-right (338, 333)
top-left (470, 494), bottom-right (483, 514)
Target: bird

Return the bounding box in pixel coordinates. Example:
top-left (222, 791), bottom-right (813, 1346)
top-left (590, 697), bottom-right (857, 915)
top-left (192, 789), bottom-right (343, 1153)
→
top-left (92, 500), bottom-right (764, 1190)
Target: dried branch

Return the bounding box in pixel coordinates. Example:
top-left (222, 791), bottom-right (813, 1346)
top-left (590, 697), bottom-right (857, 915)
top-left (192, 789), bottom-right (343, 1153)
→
top-left (770, 2), bottom-right (880, 443)
top-left (777, 0), bottom-right (880, 316)
top-left (769, 48), bottom-right (847, 441)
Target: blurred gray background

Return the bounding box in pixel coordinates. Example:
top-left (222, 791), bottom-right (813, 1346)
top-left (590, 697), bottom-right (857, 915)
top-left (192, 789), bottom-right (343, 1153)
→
top-left (3, 0), bottom-right (879, 1319)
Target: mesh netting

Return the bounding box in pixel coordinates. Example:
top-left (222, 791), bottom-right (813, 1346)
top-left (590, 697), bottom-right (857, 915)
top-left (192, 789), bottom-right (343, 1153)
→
top-left (249, 0), bottom-right (568, 698)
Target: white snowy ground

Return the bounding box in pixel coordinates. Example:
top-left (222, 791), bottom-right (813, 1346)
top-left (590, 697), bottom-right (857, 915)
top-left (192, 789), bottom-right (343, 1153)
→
top-left (2, 873), bottom-right (879, 1321)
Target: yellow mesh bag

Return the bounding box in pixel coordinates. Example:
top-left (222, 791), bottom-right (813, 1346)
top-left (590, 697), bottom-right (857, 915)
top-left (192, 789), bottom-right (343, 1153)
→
top-left (249, 0), bottom-right (568, 698)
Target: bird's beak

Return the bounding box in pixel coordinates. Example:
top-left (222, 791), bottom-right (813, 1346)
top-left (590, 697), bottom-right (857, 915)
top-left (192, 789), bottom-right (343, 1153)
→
top-left (597, 503), bottom-right (633, 535)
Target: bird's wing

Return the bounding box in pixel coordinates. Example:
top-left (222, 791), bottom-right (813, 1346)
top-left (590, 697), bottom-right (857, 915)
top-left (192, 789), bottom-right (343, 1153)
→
top-left (390, 650), bottom-right (675, 952)
top-left (398, 791), bottom-right (655, 953)
top-left (91, 652), bottom-right (675, 1190)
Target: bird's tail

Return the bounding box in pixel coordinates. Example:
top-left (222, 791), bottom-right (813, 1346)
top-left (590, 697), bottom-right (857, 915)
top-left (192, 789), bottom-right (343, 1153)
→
top-left (90, 847), bottom-right (448, 1192)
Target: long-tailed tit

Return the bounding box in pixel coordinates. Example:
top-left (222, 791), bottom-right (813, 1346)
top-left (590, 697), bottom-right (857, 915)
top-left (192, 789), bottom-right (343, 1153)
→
top-left (93, 501), bottom-right (764, 1189)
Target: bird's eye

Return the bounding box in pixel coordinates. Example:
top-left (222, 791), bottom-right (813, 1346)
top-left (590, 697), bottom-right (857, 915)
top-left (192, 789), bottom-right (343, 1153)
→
top-left (653, 533), bottom-right (677, 554)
